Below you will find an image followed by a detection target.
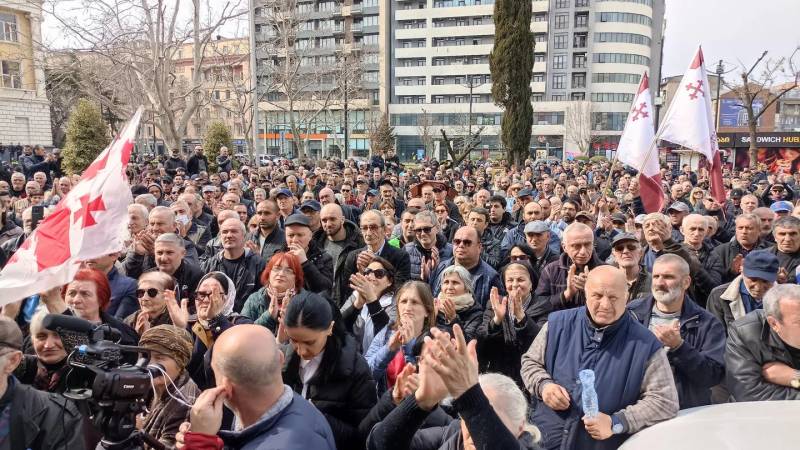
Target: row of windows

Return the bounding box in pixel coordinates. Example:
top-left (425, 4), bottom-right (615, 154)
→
top-left (552, 53), bottom-right (586, 69)
top-left (433, 36), bottom-right (493, 47)
top-left (592, 112), bottom-right (628, 131)
top-left (595, 32), bottom-right (651, 46)
top-left (391, 113), bottom-right (501, 127)
top-left (432, 0), bottom-right (494, 6)
top-left (399, 20), bottom-right (426, 29)
top-left (554, 0), bottom-right (590, 7)
top-left (431, 94), bottom-right (492, 104)
top-left (591, 92), bottom-right (635, 102)
top-left (554, 12), bottom-right (589, 29)
top-left (593, 53), bottom-right (650, 65)
top-left (397, 56), bottom-right (489, 67)
top-left (597, 12), bottom-right (653, 26)
top-left (597, 0), bottom-right (652, 6)
top-left (431, 74), bottom-right (492, 85)
top-left (432, 16), bottom-right (491, 27)
top-left (592, 73), bottom-right (641, 84)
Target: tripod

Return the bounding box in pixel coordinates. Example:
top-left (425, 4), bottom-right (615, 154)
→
top-left (94, 400), bottom-right (166, 450)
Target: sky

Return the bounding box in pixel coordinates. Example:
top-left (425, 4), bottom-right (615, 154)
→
top-left (662, 0), bottom-right (799, 80)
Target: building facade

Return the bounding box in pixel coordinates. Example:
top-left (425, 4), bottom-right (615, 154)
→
top-left (0, 0), bottom-right (52, 147)
top-left (250, 0), bottom-right (382, 158)
top-left (388, 0), bottom-right (666, 160)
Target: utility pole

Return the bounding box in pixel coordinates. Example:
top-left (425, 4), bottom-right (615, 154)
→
top-left (344, 53), bottom-right (349, 160)
top-left (462, 75), bottom-right (484, 160)
top-left (715, 60), bottom-right (724, 129)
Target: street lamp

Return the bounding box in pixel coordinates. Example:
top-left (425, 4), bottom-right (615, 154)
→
top-left (715, 60), bottom-right (724, 129)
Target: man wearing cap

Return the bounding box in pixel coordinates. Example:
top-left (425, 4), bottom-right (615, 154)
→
top-left (376, 179), bottom-right (405, 216)
top-left (628, 254), bottom-right (726, 408)
top-left (300, 200), bottom-right (322, 233)
top-left (275, 188), bottom-right (298, 228)
top-left (729, 188), bottom-right (746, 216)
top-left (724, 283), bottom-right (800, 402)
top-left (666, 202), bottom-right (690, 242)
top-left (164, 148), bottom-right (187, 177)
top-left (610, 233), bottom-right (650, 302)
top-left (511, 188), bottom-right (533, 223)
top-left (284, 213), bottom-right (333, 293)
top-left (708, 249), bottom-right (779, 336)
top-left (246, 199), bottom-right (285, 262)
top-left (0, 316), bottom-right (86, 448)
top-left (524, 220), bottom-right (559, 279)
top-left (501, 201), bottom-right (553, 260)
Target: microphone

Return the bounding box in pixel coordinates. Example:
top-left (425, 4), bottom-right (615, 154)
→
top-left (42, 314), bottom-right (95, 334)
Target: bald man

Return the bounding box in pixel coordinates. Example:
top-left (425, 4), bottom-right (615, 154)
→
top-left (313, 204), bottom-right (365, 306)
top-left (181, 325), bottom-right (336, 449)
top-left (318, 187), bottom-right (359, 223)
top-left (522, 266), bottom-right (679, 450)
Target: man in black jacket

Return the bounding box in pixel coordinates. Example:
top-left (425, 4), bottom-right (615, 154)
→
top-left (0, 317), bottom-right (86, 449)
top-left (709, 213), bottom-right (768, 284)
top-left (341, 210), bottom-right (410, 303)
top-left (148, 233), bottom-right (205, 309)
top-left (186, 145), bottom-right (209, 176)
top-left (315, 204), bottom-right (364, 306)
top-left (284, 213), bottom-right (333, 294)
top-left (246, 199), bottom-right (285, 262)
top-left (164, 148), bottom-right (187, 176)
top-left (202, 218), bottom-right (266, 312)
top-left (725, 283), bottom-right (800, 401)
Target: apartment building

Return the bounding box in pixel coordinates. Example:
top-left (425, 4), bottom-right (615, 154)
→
top-left (0, 0), bottom-right (52, 146)
top-left (250, 0), bottom-right (382, 158)
top-left (388, 0), bottom-right (666, 160)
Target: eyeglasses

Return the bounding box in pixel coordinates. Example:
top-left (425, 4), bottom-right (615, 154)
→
top-left (363, 268), bottom-right (388, 279)
top-left (341, 189), bottom-right (351, 192)
top-left (613, 243), bottom-right (640, 253)
top-left (272, 266), bottom-right (295, 276)
top-left (434, 209), bottom-right (447, 214)
top-left (510, 255), bottom-right (529, 262)
top-left (432, 188), bottom-right (443, 194)
top-left (360, 224), bottom-right (381, 232)
top-left (453, 238), bottom-right (474, 247)
top-left (196, 290), bottom-right (214, 300)
top-left (414, 226), bottom-right (433, 234)
top-left (136, 288), bottom-right (161, 298)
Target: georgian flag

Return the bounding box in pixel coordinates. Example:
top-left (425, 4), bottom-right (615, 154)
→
top-left (0, 107), bottom-right (143, 305)
top-left (617, 71), bottom-right (663, 213)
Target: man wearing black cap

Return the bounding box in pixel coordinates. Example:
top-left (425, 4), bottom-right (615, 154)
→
top-left (0, 317), bottom-right (86, 448)
top-left (299, 200), bottom-right (322, 233)
top-left (284, 213), bottom-right (333, 293)
top-left (275, 188), bottom-right (298, 228)
top-left (377, 179), bottom-right (405, 216)
top-left (610, 233), bottom-right (650, 302)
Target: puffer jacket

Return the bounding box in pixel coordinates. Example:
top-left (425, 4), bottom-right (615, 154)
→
top-left (482, 212), bottom-right (516, 268)
top-left (283, 334), bottom-right (377, 450)
top-left (707, 276), bottom-right (750, 336)
top-left (725, 310), bottom-right (800, 401)
top-left (404, 234), bottom-right (454, 281)
top-left (201, 249), bottom-right (266, 312)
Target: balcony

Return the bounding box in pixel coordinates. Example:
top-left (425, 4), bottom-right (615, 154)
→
top-left (352, 23), bottom-right (363, 33)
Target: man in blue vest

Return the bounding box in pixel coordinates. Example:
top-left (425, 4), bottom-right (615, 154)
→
top-left (521, 265), bottom-right (679, 450)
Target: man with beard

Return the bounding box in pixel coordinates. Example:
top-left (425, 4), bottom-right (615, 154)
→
top-left (246, 199), bottom-right (284, 261)
top-left (313, 204), bottom-right (364, 306)
top-left (148, 233), bottom-right (204, 309)
top-left (627, 255), bottom-right (725, 408)
top-left (769, 216), bottom-right (800, 281)
top-left (556, 199), bottom-right (579, 231)
top-left (609, 233), bottom-right (650, 302)
top-left (708, 250), bottom-right (779, 336)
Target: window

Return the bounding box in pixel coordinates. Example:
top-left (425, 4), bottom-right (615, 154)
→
top-left (573, 33), bottom-right (587, 48)
top-left (534, 13), bottom-right (547, 22)
top-left (363, 72), bottom-right (379, 82)
top-left (433, 58), bottom-right (446, 66)
top-left (551, 94), bottom-right (566, 101)
top-left (399, 95), bottom-right (425, 104)
top-left (597, 0), bottom-right (652, 5)
top-left (555, 14), bottom-right (569, 29)
top-left (363, 15), bottom-right (379, 26)
top-left (591, 92), bottom-right (635, 102)
top-left (573, 53), bottom-right (586, 68)
top-left (0, 61), bottom-right (21, 89)
top-left (592, 73), bottom-right (641, 84)
top-left (532, 93), bottom-right (544, 102)
top-left (553, 34), bottom-right (567, 49)
top-left (552, 74), bottom-right (566, 89)
top-left (571, 92), bottom-right (586, 100)
top-left (572, 73), bottom-right (586, 88)
top-left (534, 113), bottom-right (565, 126)
top-left (593, 53), bottom-right (650, 65)
top-left (363, 34), bottom-right (379, 45)
top-left (553, 54), bottom-right (566, 69)
top-left (400, 58), bottom-right (426, 67)
top-left (364, 0), bottom-right (378, 6)
top-left (534, 33), bottom-right (548, 43)
top-left (534, 53), bottom-right (546, 63)
top-left (575, 12), bottom-right (589, 27)
top-left (597, 12), bottom-right (653, 26)
top-left (595, 32), bottom-right (651, 46)
top-left (433, 95), bottom-right (444, 104)
top-left (575, 0), bottom-right (590, 6)
top-left (532, 73), bottom-right (545, 82)
top-left (555, 0), bottom-right (570, 8)
top-left (593, 112), bottom-right (628, 131)
top-left (433, 77), bottom-right (444, 85)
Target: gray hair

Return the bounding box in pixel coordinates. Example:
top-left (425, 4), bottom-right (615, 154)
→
top-left (135, 193), bottom-right (158, 209)
top-left (361, 209), bottom-right (385, 227)
top-left (440, 265), bottom-right (474, 294)
top-left (28, 309), bottom-right (51, 337)
top-left (128, 203), bottom-right (148, 219)
top-left (643, 212), bottom-right (670, 228)
top-left (478, 373), bottom-right (540, 442)
top-left (150, 206), bottom-right (175, 223)
top-left (414, 210), bottom-right (438, 227)
top-left (774, 216), bottom-right (800, 232)
top-left (155, 232), bottom-right (185, 249)
top-left (764, 284), bottom-right (800, 323)
top-left (735, 213), bottom-right (761, 229)
top-left (653, 253), bottom-right (690, 277)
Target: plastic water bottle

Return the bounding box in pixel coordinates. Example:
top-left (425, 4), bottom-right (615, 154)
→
top-left (579, 369), bottom-right (599, 418)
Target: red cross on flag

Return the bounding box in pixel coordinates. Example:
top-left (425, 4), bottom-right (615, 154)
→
top-left (616, 71), bottom-right (663, 213)
top-left (0, 107), bottom-right (143, 306)
top-left (657, 46), bottom-right (726, 204)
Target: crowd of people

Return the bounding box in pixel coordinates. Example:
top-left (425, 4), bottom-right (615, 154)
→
top-left (0, 142), bottom-right (798, 450)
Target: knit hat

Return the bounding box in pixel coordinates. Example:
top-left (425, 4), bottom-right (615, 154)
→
top-left (139, 325), bottom-right (193, 369)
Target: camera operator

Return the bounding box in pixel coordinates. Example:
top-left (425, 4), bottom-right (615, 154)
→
top-left (137, 325), bottom-right (200, 449)
top-left (0, 316), bottom-right (86, 448)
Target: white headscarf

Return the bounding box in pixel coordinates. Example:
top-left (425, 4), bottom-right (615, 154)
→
top-left (198, 271), bottom-right (237, 317)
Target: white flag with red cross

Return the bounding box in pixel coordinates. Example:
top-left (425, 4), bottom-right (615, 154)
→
top-left (0, 107), bottom-right (143, 305)
top-left (657, 46), bottom-right (726, 204)
top-left (616, 71), bottom-right (663, 213)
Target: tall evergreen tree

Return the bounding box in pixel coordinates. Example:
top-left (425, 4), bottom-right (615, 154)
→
top-left (204, 121), bottom-right (233, 172)
top-left (62, 99), bottom-right (110, 175)
top-left (490, 0), bottom-right (533, 166)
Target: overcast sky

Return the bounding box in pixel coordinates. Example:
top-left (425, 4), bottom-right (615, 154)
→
top-left (662, 0), bottom-right (799, 80)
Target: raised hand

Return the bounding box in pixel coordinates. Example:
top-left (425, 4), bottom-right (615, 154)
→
top-left (437, 297), bottom-right (457, 323)
top-left (392, 362), bottom-right (418, 405)
top-left (414, 344), bottom-right (449, 410)
top-left (287, 243), bottom-right (308, 264)
top-left (356, 251), bottom-right (374, 272)
top-left (427, 324), bottom-right (479, 399)
top-left (731, 254), bottom-right (744, 275)
top-left (165, 289), bottom-right (189, 329)
top-left (135, 311), bottom-right (151, 335)
top-left (489, 286), bottom-right (507, 325)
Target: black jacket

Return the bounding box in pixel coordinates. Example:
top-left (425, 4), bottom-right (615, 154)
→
top-left (145, 260), bottom-right (204, 309)
top-left (299, 240), bottom-right (334, 294)
top-left (186, 154), bottom-right (209, 176)
top-left (164, 156), bottom-right (187, 176)
top-left (313, 220), bottom-right (365, 306)
top-left (342, 242), bottom-right (411, 305)
top-left (123, 238), bottom-right (200, 280)
top-left (247, 227), bottom-right (285, 262)
top-left (283, 334), bottom-right (377, 450)
top-left (725, 310), bottom-right (800, 401)
top-left (201, 249), bottom-right (266, 313)
top-left (708, 238), bottom-right (769, 285)
top-left (5, 376), bottom-right (86, 450)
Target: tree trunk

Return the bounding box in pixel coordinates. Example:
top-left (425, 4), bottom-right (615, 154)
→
top-left (746, 103), bottom-right (758, 169)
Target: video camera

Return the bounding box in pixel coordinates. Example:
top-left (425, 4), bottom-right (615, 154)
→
top-left (43, 314), bottom-right (167, 450)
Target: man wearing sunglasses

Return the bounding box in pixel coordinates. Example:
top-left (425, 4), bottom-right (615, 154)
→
top-left (609, 233), bottom-right (650, 303)
top-left (404, 211), bottom-right (453, 281)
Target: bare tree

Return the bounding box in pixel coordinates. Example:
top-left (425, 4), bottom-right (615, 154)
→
top-left (206, 39), bottom-right (255, 155)
top-left (439, 125), bottom-right (485, 167)
top-left (564, 101), bottom-right (597, 157)
top-left (723, 48), bottom-right (800, 168)
top-left (417, 108), bottom-right (435, 159)
top-left (42, 0), bottom-right (246, 152)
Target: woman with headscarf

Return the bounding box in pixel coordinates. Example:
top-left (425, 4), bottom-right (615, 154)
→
top-left (477, 261), bottom-right (543, 391)
top-left (434, 265), bottom-right (483, 342)
top-left (172, 271), bottom-right (252, 390)
top-left (137, 325), bottom-right (200, 449)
